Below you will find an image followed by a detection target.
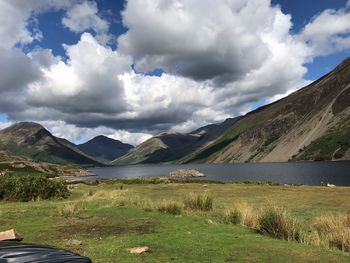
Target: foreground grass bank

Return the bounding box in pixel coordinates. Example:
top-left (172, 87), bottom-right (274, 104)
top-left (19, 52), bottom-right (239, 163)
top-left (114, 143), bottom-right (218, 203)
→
top-left (1, 181), bottom-right (350, 262)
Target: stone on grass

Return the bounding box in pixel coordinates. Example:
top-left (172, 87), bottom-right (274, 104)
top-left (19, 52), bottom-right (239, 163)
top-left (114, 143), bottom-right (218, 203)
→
top-left (0, 229), bottom-right (23, 241)
top-left (65, 238), bottom-right (82, 247)
top-left (128, 246), bottom-right (150, 254)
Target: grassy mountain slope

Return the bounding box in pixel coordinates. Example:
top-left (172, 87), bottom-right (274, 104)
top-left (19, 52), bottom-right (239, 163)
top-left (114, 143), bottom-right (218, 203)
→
top-left (112, 117), bottom-right (240, 165)
top-left (78, 135), bottom-right (133, 162)
top-left (181, 57), bottom-right (350, 163)
top-left (0, 122), bottom-right (102, 166)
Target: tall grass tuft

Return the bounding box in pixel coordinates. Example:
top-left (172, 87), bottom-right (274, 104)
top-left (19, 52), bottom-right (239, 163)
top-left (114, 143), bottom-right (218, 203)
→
top-left (58, 202), bottom-right (84, 218)
top-left (183, 193), bottom-right (213, 211)
top-left (313, 214), bottom-right (350, 251)
top-left (157, 201), bottom-right (182, 215)
top-left (258, 207), bottom-right (302, 242)
top-left (224, 209), bottom-right (242, 225)
top-left (224, 202), bottom-right (259, 228)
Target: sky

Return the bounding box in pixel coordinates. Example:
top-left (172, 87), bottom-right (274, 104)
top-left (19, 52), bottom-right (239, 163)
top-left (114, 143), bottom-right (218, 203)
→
top-left (1, 0), bottom-right (350, 145)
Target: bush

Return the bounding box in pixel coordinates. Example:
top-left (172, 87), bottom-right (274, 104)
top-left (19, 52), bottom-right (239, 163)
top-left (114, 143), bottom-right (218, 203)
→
top-left (258, 207), bottom-right (302, 242)
top-left (0, 174), bottom-right (69, 202)
top-left (313, 214), bottom-right (350, 251)
top-left (183, 193), bottom-right (213, 211)
top-left (157, 201), bottom-right (182, 215)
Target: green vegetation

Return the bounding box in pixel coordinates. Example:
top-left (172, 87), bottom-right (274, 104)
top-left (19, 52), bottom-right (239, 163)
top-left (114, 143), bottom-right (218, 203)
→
top-left (258, 207), bottom-right (302, 242)
top-left (1, 181), bottom-right (350, 262)
top-left (0, 122), bottom-right (102, 166)
top-left (183, 192), bottom-right (213, 211)
top-left (183, 137), bottom-right (238, 163)
top-left (293, 119), bottom-right (350, 161)
top-left (156, 201), bottom-right (183, 215)
top-left (0, 174), bottom-right (69, 201)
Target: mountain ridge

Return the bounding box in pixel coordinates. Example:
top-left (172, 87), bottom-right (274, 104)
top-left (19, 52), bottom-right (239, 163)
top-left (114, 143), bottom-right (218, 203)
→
top-left (112, 117), bottom-right (241, 165)
top-left (0, 122), bottom-right (103, 166)
top-left (179, 57), bottom-right (350, 163)
top-left (77, 135), bottom-right (133, 162)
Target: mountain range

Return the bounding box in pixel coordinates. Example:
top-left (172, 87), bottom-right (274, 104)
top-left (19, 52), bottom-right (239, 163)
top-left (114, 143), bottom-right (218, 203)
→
top-left (0, 57), bottom-right (349, 166)
top-left (0, 123), bottom-right (131, 166)
top-left (112, 117), bottom-right (240, 165)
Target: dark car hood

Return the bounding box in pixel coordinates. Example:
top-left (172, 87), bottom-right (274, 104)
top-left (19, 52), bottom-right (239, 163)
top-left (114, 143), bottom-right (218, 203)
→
top-left (0, 242), bottom-right (91, 263)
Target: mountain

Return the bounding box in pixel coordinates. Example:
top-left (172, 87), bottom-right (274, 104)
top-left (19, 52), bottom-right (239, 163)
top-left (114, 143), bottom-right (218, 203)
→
top-left (180, 57), bottom-right (350, 163)
top-left (77, 135), bottom-right (133, 162)
top-left (112, 117), bottom-right (240, 165)
top-left (0, 122), bottom-right (102, 166)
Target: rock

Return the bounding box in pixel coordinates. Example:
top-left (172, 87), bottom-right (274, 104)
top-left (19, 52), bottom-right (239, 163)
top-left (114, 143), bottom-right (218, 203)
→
top-left (169, 169), bottom-right (205, 179)
top-left (206, 219), bottom-right (215, 224)
top-left (0, 229), bottom-right (23, 241)
top-left (65, 238), bottom-right (82, 247)
top-left (128, 246), bottom-right (150, 254)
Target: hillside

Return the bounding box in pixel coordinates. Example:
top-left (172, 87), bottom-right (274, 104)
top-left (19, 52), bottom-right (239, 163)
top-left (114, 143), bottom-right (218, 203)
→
top-left (78, 135), bottom-right (133, 162)
top-left (0, 122), bottom-right (102, 166)
top-left (112, 117), bottom-right (240, 165)
top-left (180, 57), bottom-right (350, 163)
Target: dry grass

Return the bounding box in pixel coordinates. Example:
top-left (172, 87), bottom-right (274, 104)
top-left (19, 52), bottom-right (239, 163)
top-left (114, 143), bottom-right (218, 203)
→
top-left (58, 202), bottom-right (85, 218)
top-left (258, 207), bottom-right (303, 242)
top-left (157, 201), bottom-right (182, 215)
top-left (224, 203), bottom-right (303, 242)
top-left (224, 202), bottom-right (259, 228)
top-left (312, 214), bottom-right (350, 251)
top-left (88, 189), bottom-right (126, 199)
top-left (183, 193), bottom-right (213, 211)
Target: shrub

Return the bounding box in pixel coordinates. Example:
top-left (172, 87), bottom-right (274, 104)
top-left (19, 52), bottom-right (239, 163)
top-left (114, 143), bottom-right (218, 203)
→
top-left (258, 207), bottom-right (302, 242)
top-left (0, 174), bottom-right (69, 202)
top-left (313, 214), bottom-right (350, 251)
top-left (157, 201), bottom-right (182, 215)
top-left (183, 193), bottom-right (213, 211)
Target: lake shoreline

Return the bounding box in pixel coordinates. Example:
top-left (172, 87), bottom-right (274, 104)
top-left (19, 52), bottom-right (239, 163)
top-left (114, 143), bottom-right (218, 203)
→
top-left (84, 161), bottom-right (350, 186)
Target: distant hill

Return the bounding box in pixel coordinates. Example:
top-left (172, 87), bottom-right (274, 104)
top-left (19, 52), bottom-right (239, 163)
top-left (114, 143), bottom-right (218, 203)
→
top-left (112, 117), bottom-right (240, 165)
top-left (0, 122), bottom-right (102, 166)
top-left (77, 135), bottom-right (133, 162)
top-left (180, 57), bottom-right (350, 163)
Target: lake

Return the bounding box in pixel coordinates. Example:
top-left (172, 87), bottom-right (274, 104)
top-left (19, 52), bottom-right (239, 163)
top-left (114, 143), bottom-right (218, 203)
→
top-left (84, 161), bottom-right (350, 186)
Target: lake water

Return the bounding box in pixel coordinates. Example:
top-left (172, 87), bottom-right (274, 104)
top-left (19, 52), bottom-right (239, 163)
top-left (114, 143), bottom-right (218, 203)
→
top-left (84, 161), bottom-right (350, 186)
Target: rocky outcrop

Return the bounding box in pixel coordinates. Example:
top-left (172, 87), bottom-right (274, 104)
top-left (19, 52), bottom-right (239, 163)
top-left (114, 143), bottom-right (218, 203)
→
top-left (169, 169), bottom-right (205, 178)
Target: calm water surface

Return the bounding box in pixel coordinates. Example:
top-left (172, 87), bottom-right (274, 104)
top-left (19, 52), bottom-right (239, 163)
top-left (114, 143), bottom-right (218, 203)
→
top-left (85, 161), bottom-right (350, 186)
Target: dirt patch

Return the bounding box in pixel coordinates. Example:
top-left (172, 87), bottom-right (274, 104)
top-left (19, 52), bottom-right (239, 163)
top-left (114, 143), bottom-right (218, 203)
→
top-left (56, 218), bottom-right (156, 239)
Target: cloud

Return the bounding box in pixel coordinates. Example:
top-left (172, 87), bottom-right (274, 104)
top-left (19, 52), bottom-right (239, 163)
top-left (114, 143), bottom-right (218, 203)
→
top-left (119, 0), bottom-right (302, 85)
top-left (27, 33), bottom-right (131, 115)
top-left (300, 5), bottom-right (350, 56)
top-left (2, 0), bottom-right (350, 146)
top-left (0, 48), bottom-right (41, 93)
top-left (0, 0), bottom-right (74, 49)
top-left (117, 0), bottom-right (310, 118)
top-left (62, 1), bottom-right (113, 45)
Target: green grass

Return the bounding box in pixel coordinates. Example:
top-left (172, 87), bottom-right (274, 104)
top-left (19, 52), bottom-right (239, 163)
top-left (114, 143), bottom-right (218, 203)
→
top-left (1, 182), bottom-right (350, 262)
top-left (293, 118), bottom-right (350, 161)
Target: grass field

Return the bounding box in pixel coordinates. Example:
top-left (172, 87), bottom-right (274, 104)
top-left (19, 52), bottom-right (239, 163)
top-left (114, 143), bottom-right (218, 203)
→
top-left (1, 181), bottom-right (350, 262)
